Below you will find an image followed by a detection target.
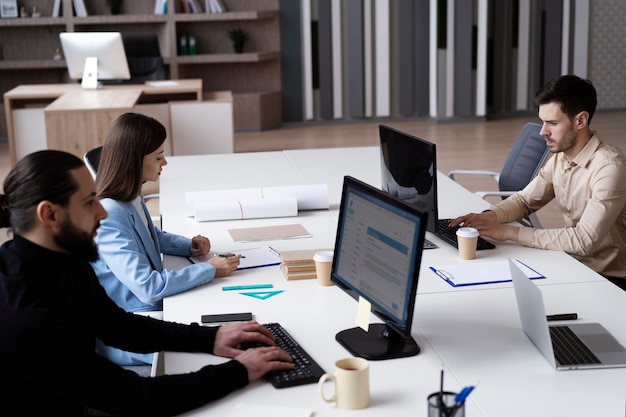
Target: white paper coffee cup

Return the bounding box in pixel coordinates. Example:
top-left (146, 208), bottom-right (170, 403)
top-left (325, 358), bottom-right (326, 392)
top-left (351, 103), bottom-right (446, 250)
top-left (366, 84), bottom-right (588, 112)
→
top-left (313, 251), bottom-right (334, 286)
top-left (456, 227), bottom-right (479, 260)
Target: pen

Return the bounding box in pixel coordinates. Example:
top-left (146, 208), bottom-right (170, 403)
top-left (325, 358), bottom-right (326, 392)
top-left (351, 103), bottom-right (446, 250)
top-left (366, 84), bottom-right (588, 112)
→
top-left (222, 284), bottom-right (273, 291)
top-left (546, 313), bottom-right (578, 321)
top-left (216, 253), bottom-right (246, 258)
top-left (454, 385), bottom-right (475, 405)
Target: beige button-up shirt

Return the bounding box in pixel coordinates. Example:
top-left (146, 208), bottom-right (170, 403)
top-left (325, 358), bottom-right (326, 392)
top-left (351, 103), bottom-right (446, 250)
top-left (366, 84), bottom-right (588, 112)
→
top-left (490, 133), bottom-right (626, 278)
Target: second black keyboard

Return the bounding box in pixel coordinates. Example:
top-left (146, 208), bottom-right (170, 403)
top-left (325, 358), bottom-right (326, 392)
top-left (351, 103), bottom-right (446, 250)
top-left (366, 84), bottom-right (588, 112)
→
top-left (258, 322), bottom-right (326, 388)
top-left (436, 219), bottom-right (496, 250)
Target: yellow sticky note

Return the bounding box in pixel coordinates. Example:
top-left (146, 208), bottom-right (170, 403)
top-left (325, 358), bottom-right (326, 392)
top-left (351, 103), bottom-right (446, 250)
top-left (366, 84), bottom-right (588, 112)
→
top-left (356, 296), bottom-right (371, 331)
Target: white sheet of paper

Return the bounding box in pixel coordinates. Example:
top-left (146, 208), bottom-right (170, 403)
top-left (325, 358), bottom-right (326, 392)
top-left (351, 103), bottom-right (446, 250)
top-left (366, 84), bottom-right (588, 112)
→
top-left (188, 246), bottom-right (281, 270)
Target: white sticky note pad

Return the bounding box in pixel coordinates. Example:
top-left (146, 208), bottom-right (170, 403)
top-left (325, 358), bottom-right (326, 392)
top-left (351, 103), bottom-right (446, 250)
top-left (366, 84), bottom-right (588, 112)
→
top-left (356, 296), bottom-right (371, 331)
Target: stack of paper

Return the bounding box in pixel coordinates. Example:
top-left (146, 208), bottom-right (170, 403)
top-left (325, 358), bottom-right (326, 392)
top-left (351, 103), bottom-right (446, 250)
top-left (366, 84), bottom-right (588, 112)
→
top-left (278, 248), bottom-right (330, 280)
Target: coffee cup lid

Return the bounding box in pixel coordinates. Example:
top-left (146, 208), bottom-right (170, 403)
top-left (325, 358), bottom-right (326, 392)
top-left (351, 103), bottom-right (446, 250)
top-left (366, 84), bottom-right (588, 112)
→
top-left (456, 227), bottom-right (479, 237)
top-left (313, 251), bottom-right (334, 262)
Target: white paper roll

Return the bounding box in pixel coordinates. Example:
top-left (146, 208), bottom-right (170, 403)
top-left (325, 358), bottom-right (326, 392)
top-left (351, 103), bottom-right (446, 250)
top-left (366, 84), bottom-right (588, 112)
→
top-left (194, 197), bottom-right (298, 222)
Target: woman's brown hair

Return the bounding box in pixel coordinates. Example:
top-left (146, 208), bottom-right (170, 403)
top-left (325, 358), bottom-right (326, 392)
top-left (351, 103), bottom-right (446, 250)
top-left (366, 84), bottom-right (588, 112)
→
top-left (96, 113), bottom-right (166, 201)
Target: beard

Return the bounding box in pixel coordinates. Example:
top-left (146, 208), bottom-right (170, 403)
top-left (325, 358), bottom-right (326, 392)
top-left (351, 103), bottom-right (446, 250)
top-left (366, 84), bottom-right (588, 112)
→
top-left (549, 128), bottom-right (578, 154)
top-left (53, 218), bottom-right (100, 262)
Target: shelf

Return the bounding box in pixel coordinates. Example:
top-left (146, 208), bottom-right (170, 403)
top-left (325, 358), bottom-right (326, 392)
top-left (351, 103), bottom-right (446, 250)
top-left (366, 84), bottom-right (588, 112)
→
top-left (176, 51), bottom-right (279, 64)
top-left (0, 17), bottom-right (66, 27)
top-left (174, 10), bottom-right (278, 22)
top-left (71, 14), bottom-right (169, 24)
top-left (0, 60), bottom-right (67, 70)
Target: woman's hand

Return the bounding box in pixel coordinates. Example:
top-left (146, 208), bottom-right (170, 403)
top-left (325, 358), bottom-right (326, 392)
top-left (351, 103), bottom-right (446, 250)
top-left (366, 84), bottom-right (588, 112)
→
top-left (189, 235), bottom-right (211, 256)
top-left (207, 254), bottom-right (241, 277)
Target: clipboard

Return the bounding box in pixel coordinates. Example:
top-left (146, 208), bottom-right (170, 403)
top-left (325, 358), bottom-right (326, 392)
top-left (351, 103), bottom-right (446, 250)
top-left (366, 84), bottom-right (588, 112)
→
top-left (188, 246), bottom-right (281, 270)
top-left (430, 259), bottom-right (544, 287)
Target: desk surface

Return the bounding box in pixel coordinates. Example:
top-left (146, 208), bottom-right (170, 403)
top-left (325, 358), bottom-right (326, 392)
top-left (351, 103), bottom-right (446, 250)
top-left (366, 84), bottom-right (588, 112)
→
top-left (160, 147), bottom-right (625, 417)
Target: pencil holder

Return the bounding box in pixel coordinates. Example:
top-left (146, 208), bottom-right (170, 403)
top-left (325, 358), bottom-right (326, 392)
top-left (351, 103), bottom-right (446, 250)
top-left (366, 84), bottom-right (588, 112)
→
top-left (427, 391), bottom-right (464, 417)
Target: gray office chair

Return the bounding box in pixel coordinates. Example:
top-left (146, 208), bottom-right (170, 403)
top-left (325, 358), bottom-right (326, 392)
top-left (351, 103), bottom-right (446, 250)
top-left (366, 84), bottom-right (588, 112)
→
top-left (83, 146), bottom-right (160, 221)
top-left (122, 34), bottom-right (166, 83)
top-left (447, 122), bottom-right (549, 228)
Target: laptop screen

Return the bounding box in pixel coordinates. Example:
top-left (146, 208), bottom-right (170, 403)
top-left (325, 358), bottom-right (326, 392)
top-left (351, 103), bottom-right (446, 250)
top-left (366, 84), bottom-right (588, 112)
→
top-left (379, 124), bottom-right (438, 233)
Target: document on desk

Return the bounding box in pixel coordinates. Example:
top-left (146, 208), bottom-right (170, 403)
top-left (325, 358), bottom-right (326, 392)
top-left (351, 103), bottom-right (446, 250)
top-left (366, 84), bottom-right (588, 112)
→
top-left (228, 224), bottom-right (312, 242)
top-left (228, 404), bottom-right (312, 417)
top-left (430, 259), bottom-right (544, 287)
top-left (188, 246), bottom-right (281, 270)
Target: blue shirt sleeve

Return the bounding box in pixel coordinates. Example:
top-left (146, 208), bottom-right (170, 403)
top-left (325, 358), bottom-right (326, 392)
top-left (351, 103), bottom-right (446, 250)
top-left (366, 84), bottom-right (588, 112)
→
top-left (93, 199), bottom-right (216, 311)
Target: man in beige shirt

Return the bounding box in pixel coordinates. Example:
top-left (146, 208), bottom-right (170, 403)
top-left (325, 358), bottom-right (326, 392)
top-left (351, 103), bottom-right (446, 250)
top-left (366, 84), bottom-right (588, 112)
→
top-left (450, 75), bottom-right (626, 287)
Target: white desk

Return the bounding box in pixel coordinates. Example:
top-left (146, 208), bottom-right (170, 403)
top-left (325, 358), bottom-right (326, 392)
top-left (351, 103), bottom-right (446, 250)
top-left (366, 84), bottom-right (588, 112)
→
top-left (160, 147), bottom-right (624, 417)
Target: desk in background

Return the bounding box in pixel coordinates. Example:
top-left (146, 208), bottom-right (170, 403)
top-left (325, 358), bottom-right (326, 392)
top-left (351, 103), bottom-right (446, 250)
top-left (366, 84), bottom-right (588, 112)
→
top-left (3, 80), bottom-right (233, 165)
top-left (160, 147), bottom-right (625, 416)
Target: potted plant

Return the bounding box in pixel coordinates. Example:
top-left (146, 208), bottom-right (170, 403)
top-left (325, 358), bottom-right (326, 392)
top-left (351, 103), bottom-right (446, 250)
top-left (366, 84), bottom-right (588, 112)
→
top-left (228, 28), bottom-right (249, 53)
top-left (106, 0), bottom-right (123, 14)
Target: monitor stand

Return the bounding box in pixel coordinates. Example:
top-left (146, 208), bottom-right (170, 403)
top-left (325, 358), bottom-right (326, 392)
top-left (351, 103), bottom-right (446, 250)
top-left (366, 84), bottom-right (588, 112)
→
top-left (81, 57), bottom-right (99, 89)
top-left (335, 323), bottom-right (420, 360)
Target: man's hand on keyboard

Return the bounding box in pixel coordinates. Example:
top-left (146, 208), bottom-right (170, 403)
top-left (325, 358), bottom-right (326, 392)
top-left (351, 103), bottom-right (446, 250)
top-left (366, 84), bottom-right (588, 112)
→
top-left (213, 320), bottom-right (276, 358)
top-left (449, 211), bottom-right (520, 242)
top-left (234, 346), bottom-right (295, 382)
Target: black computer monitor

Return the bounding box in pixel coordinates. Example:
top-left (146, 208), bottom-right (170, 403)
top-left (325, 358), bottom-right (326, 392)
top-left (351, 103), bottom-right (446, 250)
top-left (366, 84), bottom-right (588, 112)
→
top-left (379, 124), bottom-right (438, 234)
top-left (59, 32), bottom-right (131, 89)
top-left (331, 176), bottom-right (427, 360)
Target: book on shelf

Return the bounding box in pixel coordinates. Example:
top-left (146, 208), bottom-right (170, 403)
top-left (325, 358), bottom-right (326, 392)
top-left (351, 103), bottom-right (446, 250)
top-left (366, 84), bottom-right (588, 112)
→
top-left (187, 0), bottom-right (203, 13)
top-left (72, 0), bottom-right (87, 17)
top-left (205, 0), bottom-right (226, 13)
top-left (52, 0), bottom-right (61, 17)
top-left (153, 0), bottom-right (167, 14)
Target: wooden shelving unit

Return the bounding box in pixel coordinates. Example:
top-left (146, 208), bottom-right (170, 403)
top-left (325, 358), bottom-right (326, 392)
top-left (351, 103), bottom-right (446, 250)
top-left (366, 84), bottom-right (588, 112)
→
top-left (0, 0), bottom-right (280, 136)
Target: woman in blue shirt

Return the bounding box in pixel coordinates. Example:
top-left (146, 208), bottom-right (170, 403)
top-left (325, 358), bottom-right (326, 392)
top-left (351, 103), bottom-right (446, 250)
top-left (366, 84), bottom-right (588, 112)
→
top-left (91, 112), bottom-right (241, 365)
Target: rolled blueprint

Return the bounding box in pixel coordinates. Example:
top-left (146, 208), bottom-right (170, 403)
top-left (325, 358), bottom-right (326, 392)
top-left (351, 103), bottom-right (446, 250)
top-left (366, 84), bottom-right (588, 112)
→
top-left (194, 197), bottom-right (298, 222)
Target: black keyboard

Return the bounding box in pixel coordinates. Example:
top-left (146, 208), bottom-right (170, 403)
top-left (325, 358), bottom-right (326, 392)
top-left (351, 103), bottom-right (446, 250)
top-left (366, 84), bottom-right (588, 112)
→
top-left (253, 322), bottom-right (326, 388)
top-left (549, 325), bottom-right (601, 366)
top-left (436, 219), bottom-right (496, 250)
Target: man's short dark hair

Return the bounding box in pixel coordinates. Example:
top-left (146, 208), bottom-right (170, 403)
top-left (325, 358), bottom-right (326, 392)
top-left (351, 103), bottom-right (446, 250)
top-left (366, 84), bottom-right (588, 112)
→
top-left (0, 150), bottom-right (84, 233)
top-left (534, 75), bottom-right (597, 123)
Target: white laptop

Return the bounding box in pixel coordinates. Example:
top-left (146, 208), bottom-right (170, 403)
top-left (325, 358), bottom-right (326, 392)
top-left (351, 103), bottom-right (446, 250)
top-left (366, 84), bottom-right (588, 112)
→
top-left (509, 258), bottom-right (626, 370)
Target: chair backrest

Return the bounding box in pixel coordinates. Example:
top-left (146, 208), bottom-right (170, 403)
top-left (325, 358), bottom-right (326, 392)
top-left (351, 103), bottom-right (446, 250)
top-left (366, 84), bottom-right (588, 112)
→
top-left (84, 146), bottom-right (102, 179)
top-left (498, 122), bottom-right (549, 194)
top-left (122, 35), bottom-right (166, 82)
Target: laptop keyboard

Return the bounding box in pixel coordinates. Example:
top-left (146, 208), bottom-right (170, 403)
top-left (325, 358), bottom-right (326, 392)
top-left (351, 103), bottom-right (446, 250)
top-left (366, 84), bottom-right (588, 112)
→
top-left (549, 325), bottom-right (601, 366)
top-left (244, 322), bottom-right (326, 388)
top-left (436, 219), bottom-right (496, 250)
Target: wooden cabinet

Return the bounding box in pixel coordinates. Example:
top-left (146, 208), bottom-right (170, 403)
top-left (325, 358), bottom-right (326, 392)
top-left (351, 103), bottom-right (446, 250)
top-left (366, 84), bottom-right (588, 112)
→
top-left (0, 0), bottom-right (280, 136)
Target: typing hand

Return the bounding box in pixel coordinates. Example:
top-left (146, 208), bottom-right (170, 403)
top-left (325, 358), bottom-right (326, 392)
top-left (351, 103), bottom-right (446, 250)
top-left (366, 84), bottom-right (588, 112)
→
top-left (234, 346), bottom-right (294, 382)
top-left (213, 321), bottom-right (275, 358)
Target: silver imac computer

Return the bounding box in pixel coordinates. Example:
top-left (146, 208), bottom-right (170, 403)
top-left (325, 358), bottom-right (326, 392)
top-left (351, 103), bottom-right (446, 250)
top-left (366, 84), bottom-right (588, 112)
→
top-left (59, 32), bottom-right (131, 89)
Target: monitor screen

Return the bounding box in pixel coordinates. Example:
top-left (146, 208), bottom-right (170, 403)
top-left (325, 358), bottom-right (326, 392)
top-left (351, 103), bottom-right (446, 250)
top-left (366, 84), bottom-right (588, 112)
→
top-left (379, 124), bottom-right (438, 234)
top-left (59, 32), bottom-right (130, 89)
top-left (331, 175), bottom-right (427, 360)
